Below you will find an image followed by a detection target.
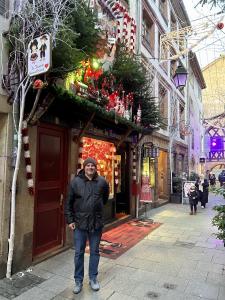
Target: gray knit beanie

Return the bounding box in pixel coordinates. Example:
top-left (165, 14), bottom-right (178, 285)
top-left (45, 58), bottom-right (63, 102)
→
top-left (83, 157), bottom-right (97, 168)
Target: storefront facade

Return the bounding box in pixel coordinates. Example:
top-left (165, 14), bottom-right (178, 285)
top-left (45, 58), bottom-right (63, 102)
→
top-left (7, 92), bottom-right (138, 273)
top-left (137, 132), bottom-right (169, 216)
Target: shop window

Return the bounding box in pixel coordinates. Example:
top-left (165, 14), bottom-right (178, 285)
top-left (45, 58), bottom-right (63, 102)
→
top-left (158, 150), bottom-right (168, 199)
top-left (82, 137), bottom-right (119, 198)
top-left (142, 12), bottom-right (155, 53)
top-left (140, 145), bottom-right (156, 202)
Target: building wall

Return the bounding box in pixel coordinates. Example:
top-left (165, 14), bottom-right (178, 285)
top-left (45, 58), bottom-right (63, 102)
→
top-left (188, 67), bottom-right (204, 175)
top-left (134, 0), bottom-right (189, 208)
top-left (202, 56), bottom-right (225, 119)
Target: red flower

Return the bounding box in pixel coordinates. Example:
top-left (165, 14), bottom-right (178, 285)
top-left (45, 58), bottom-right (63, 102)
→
top-left (33, 79), bottom-right (44, 89)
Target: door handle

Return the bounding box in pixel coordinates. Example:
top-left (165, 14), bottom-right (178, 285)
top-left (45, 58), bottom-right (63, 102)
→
top-left (60, 193), bottom-right (64, 206)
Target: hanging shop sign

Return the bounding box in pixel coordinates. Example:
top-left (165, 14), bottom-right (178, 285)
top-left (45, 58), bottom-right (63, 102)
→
top-left (199, 157), bottom-right (206, 163)
top-left (28, 34), bottom-right (52, 76)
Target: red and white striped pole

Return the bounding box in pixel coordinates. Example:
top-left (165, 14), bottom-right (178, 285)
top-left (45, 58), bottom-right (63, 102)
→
top-left (130, 18), bottom-right (136, 51)
top-left (22, 121), bottom-right (34, 195)
top-left (132, 146), bottom-right (137, 195)
top-left (77, 137), bottom-right (84, 173)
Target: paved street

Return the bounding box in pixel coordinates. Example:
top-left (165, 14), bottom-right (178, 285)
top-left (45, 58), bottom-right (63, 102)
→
top-left (1, 193), bottom-right (225, 300)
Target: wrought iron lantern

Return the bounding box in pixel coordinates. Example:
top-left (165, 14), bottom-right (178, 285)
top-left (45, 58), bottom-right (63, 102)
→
top-left (173, 65), bottom-right (188, 88)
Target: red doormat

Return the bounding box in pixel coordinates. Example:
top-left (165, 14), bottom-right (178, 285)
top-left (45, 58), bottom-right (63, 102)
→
top-left (87, 219), bottom-right (161, 259)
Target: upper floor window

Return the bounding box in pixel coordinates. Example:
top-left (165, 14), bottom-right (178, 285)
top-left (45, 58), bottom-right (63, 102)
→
top-left (170, 12), bottom-right (177, 31)
top-left (159, 82), bottom-right (168, 126)
top-left (142, 12), bottom-right (154, 53)
top-left (0, 0), bottom-right (6, 16)
top-left (159, 0), bottom-right (168, 24)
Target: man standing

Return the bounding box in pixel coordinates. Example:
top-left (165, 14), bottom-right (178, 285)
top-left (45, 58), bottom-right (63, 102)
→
top-left (65, 158), bottom-right (109, 294)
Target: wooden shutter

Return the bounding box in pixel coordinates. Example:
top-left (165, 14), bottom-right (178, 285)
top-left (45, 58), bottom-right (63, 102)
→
top-left (0, 0), bottom-right (6, 15)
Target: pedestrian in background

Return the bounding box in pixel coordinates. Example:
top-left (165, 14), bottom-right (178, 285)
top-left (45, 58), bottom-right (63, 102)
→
top-left (218, 170), bottom-right (225, 187)
top-left (65, 157), bottom-right (109, 295)
top-left (188, 184), bottom-right (198, 215)
top-left (201, 178), bottom-right (209, 208)
top-left (195, 175), bottom-right (203, 205)
top-left (209, 172), bottom-right (216, 187)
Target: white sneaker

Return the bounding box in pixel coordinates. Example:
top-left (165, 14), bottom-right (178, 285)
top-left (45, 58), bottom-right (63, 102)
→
top-left (89, 279), bottom-right (100, 291)
top-left (201, 206), bottom-right (204, 208)
top-left (73, 282), bottom-right (82, 294)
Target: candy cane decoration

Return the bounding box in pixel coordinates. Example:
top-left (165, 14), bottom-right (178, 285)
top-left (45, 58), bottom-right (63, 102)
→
top-left (114, 156), bottom-right (119, 188)
top-left (77, 137), bottom-right (84, 172)
top-left (99, 0), bottom-right (136, 50)
top-left (116, 20), bottom-right (121, 43)
top-left (22, 121), bottom-right (34, 195)
top-left (122, 11), bottom-right (129, 44)
top-left (130, 18), bottom-right (136, 51)
top-left (131, 146), bottom-right (137, 195)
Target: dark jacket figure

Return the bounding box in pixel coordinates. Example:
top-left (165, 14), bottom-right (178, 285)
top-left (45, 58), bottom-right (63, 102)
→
top-left (195, 178), bottom-right (202, 203)
top-left (201, 179), bottom-right (209, 208)
top-left (65, 169), bottom-right (109, 231)
top-left (209, 173), bottom-right (216, 186)
top-left (218, 170), bottom-right (225, 187)
top-left (65, 157), bottom-right (109, 294)
top-left (188, 186), bottom-right (198, 215)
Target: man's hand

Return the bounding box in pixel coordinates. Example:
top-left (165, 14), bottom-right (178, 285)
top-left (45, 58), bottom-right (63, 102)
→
top-left (68, 223), bottom-right (75, 230)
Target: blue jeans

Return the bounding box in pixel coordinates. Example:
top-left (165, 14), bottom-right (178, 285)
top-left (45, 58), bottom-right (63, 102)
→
top-left (73, 228), bottom-right (102, 283)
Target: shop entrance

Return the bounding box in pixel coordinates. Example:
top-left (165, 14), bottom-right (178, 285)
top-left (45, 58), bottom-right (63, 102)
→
top-left (33, 124), bottom-right (68, 257)
top-left (158, 150), bottom-right (168, 199)
top-left (115, 146), bottom-right (130, 216)
top-left (81, 137), bottom-right (130, 221)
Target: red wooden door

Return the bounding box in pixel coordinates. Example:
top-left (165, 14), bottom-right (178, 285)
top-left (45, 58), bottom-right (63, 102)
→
top-left (33, 124), bottom-right (68, 257)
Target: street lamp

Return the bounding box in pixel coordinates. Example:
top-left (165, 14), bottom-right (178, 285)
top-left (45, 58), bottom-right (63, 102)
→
top-left (173, 65), bottom-right (188, 88)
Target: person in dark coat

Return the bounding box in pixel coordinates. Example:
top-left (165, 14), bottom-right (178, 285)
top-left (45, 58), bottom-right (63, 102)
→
top-left (201, 179), bottom-right (209, 208)
top-left (209, 172), bottom-right (216, 187)
top-left (65, 157), bottom-right (109, 294)
top-left (188, 185), bottom-right (198, 215)
top-left (195, 176), bottom-right (202, 204)
top-left (218, 170), bottom-right (225, 187)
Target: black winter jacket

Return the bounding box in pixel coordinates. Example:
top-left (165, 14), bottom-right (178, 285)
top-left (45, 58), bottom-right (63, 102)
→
top-left (65, 170), bottom-right (109, 231)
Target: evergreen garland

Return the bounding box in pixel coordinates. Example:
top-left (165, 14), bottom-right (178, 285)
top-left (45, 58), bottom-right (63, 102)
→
top-left (49, 85), bottom-right (143, 131)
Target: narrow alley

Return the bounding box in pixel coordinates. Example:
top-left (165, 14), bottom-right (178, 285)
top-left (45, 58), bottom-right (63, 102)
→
top-left (1, 193), bottom-right (225, 300)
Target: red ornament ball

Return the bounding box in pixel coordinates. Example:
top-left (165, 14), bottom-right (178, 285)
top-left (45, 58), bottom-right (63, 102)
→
top-left (217, 22), bottom-right (224, 30)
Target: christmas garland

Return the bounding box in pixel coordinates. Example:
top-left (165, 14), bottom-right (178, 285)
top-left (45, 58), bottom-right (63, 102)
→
top-left (49, 85), bottom-right (143, 131)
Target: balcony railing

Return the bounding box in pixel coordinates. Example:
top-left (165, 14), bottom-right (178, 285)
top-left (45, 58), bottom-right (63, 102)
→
top-left (207, 151), bottom-right (225, 161)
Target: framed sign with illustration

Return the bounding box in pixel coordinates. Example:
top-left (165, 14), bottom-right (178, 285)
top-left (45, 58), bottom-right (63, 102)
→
top-left (28, 34), bottom-right (51, 76)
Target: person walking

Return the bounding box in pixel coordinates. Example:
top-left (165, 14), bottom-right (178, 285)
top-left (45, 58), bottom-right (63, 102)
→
top-left (195, 175), bottom-right (203, 205)
top-left (65, 157), bottom-right (109, 295)
top-left (201, 178), bottom-right (209, 208)
top-left (218, 170), bottom-right (225, 187)
top-left (209, 172), bottom-right (216, 187)
top-left (188, 184), bottom-right (198, 215)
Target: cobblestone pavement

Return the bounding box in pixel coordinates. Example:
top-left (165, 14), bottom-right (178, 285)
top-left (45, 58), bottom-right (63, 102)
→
top-left (1, 193), bottom-right (225, 300)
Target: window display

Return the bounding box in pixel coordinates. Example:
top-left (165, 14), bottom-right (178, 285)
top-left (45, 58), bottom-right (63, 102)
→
top-left (140, 145), bottom-right (156, 202)
top-left (82, 137), bottom-right (116, 198)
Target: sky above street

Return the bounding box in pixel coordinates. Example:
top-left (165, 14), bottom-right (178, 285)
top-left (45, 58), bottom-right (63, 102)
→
top-left (183, 0), bottom-right (225, 67)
